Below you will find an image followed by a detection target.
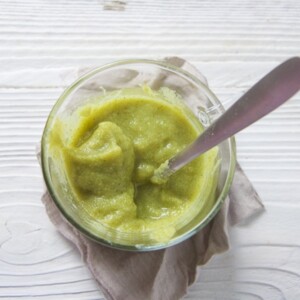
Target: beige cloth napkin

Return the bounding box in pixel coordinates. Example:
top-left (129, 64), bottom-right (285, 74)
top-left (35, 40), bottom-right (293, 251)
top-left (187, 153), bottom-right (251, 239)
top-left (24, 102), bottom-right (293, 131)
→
top-left (39, 57), bottom-right (264, 300)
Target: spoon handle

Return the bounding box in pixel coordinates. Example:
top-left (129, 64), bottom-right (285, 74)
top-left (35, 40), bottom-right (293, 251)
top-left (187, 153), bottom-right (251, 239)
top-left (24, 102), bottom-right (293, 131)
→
top-left (169, 57), bottom-right (300, 172)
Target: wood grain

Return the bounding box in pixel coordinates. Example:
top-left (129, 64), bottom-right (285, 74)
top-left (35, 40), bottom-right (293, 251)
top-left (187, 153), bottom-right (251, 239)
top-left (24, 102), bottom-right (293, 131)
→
top-left (0, 0), bottom-right (300, 299)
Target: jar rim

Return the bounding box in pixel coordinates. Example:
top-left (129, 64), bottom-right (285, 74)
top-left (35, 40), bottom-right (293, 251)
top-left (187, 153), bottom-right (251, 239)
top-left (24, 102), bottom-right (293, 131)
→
top-left (41, 59), bottom-right (236, 251)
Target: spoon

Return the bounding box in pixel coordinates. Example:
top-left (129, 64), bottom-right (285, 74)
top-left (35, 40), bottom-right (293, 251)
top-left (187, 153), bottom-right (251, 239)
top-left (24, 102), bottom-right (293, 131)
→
top-left (151, 57), bottom-right (300, 184)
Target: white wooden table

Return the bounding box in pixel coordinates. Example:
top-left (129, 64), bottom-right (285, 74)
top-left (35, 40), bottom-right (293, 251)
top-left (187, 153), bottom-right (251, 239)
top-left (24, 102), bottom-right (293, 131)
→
top-left (0, 0), bottom-right (299, 299)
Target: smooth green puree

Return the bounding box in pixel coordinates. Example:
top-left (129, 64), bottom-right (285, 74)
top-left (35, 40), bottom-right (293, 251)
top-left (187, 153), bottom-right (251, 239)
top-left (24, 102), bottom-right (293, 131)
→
top-left (49, 87), bottom-right (218, 243)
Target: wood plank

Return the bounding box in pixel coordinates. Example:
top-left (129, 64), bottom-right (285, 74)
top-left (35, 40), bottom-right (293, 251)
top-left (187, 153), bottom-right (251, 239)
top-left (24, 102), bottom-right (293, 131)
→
top-left (0, 0), bottom-right (300, 299)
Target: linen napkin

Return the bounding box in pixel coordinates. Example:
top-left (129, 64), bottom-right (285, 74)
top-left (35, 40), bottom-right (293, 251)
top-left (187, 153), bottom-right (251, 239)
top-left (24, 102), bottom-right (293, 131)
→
top-left (38, 57), bottom-right (264, 300)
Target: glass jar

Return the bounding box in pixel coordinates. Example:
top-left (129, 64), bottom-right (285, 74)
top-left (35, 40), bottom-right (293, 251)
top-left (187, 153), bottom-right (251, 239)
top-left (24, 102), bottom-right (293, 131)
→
top-left (41, 59), bottom-right (236, 251)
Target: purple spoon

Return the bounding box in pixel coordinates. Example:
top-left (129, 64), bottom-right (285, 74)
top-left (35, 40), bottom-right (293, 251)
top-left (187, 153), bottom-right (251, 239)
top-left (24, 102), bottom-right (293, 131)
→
top-left (152, 57), bottom-right (300, 184)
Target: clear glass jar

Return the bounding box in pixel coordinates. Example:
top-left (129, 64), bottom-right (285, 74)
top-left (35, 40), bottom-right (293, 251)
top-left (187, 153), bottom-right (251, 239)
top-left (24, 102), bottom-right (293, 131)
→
top-left (41, 59), bottom-right (236, 251)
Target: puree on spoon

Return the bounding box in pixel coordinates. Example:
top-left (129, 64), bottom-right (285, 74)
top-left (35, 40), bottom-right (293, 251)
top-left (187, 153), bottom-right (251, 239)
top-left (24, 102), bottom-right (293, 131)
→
top-left (48, 86), bottom-right (218, 243)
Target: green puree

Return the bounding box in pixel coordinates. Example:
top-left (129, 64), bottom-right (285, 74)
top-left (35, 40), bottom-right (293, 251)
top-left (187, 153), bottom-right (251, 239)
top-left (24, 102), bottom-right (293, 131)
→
top-left (49, 87), bottom-right (218, 243)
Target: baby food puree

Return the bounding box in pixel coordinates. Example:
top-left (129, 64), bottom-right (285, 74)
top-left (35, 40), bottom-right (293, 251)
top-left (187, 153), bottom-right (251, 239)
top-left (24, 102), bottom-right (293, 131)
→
top-left (49, 86), bottom-right (218, 243)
